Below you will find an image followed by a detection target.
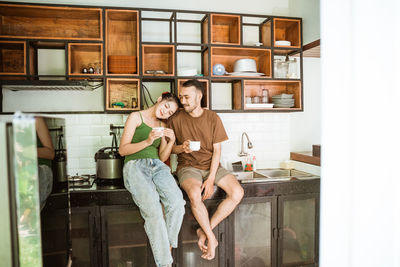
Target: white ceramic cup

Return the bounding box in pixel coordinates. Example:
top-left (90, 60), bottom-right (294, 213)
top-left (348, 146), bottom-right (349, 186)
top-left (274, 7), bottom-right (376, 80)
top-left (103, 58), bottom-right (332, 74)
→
top-left (153, 127), bottom-right (164, 136)
top-left (189, 141), bottom-right (201, 151)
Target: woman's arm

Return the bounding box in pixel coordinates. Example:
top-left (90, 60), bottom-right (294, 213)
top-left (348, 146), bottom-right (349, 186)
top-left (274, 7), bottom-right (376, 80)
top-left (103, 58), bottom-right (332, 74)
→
top-left (36, 117), bottom-right (55, 160)
top-left (158, 122), bottom-right (176, 162)
top-left (119, 112), bottom-right (161, 156)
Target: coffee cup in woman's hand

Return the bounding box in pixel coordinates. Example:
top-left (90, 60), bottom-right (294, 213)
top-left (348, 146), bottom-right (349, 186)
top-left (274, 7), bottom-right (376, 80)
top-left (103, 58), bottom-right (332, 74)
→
top-left (152, 127), bottom-right (164, 137)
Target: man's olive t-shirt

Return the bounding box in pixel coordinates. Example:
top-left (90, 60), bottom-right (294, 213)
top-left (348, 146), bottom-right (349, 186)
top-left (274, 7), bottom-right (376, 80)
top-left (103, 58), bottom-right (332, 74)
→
top-left (167, 109), bottom-right (228, 171)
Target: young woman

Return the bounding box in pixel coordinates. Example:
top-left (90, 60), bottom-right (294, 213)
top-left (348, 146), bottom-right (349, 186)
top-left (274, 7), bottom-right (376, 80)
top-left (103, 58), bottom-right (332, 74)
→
top-left (119, 92), bottom-right (185, 267)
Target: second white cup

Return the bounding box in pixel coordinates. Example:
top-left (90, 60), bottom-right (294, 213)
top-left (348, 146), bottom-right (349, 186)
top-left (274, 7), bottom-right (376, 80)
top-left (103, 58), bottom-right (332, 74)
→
top-left (189, 141), bottom-right (201, 151)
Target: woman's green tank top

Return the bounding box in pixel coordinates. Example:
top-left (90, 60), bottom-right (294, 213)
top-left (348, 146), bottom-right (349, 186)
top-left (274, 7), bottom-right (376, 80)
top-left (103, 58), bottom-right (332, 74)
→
top-left (124, 112), bottom-right (161, 163)
top-left (37, 135), bottom-right (52, 168)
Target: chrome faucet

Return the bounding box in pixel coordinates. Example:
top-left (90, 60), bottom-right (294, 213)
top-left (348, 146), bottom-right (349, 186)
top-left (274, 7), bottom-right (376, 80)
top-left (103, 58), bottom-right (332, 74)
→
top-left (239, 132), bottom-right (253, 157)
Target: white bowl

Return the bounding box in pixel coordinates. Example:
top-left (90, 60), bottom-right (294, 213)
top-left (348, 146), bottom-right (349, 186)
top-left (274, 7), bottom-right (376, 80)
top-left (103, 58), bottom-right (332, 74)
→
top-left (275, 40), bottom-right (291, 46)
top-left (233, 58), bottom-right (257, 73)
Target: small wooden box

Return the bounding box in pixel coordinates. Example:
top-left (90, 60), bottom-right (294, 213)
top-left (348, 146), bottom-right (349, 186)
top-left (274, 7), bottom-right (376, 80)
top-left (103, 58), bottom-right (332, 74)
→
top-left (312, 145), bottom-right (321, 157)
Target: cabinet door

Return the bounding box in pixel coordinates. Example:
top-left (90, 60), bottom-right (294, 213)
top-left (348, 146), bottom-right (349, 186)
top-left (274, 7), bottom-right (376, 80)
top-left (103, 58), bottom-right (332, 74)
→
top-left (71, 207), bottom-right (100, 267)
top-left (233, 197), bottom-right (277, 267)
top-left (278, 193), bottom-right (319, 266)
top-left (179, 203), bottom-right (225, 267)
top-left (101, 205), bottom-right (155, 267)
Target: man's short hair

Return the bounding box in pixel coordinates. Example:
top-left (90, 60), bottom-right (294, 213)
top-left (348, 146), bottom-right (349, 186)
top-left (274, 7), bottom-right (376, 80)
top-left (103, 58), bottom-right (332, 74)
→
top-left (182, 79), bottom-right (204, 95)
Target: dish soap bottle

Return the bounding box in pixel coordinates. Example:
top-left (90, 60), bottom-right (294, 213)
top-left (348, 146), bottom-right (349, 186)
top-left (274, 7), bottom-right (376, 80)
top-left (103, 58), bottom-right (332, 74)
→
top-left (252, 156), bottom-right (257, 171)
top-left (244, 155), bottom-right (253, 172)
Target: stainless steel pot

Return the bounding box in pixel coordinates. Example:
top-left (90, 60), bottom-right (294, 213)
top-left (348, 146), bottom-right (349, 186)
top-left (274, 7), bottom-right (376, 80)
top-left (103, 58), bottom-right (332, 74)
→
top-left (53, 149), bottom-right (67, 182)
top-left (94, 132), bottom-right (124, 180)
top-left (95, 147), bottom-right (123, 179)
top-left (53, 133), bottom-right (68, 183)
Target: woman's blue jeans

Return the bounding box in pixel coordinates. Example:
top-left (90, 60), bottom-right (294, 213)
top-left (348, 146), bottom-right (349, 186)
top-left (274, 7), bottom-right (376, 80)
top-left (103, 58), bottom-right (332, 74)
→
top-left (123, 159), bottom-right (185, 267)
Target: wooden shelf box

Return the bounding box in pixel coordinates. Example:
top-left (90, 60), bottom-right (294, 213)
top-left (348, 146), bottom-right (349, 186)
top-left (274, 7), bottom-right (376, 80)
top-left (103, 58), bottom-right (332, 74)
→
top-left (68, 43), bottom-right (102, 76)
top-left (106, 78), bottom-right (140, 111)
top-left (210, 14), bottom-right (240, 45)
top-left (237, 80), bottom-right (302, 110)
top-left (178, 79), bottom-right (209, 109)
top-left (106, 10), bottom-right (139, 75)
top-left (0, 4), bottom-right (102, 40)
top-left (260, 19), bottom-right (272, 47)
top-left (0, 41), bottom-right (26, 75)
top-left (206, 47), bottom-right (271, 77)
top-left (273, 18), bottom-right (301, 48)
top-left (142, 45), bottom-right (175, 76)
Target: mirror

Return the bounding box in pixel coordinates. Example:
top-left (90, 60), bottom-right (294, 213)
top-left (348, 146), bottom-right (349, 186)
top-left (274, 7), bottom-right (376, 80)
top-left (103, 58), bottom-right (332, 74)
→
top-left (37, 116), bottom-right (71, 266)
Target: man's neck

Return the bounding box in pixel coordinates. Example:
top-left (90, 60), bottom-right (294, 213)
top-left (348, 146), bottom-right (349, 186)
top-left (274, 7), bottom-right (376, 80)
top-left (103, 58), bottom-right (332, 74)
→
top-left (188, 106), bottom-right (204, 118)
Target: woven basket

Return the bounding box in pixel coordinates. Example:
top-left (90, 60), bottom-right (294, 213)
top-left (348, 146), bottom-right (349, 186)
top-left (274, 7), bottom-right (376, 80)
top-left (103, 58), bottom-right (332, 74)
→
top-left (108, 55), bottom-right (136, 74)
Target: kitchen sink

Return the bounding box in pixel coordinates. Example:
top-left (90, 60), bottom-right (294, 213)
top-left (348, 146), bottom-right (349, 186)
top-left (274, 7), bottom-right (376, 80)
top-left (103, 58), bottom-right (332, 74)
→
top-left (233, 168), bottom-right (319, 183)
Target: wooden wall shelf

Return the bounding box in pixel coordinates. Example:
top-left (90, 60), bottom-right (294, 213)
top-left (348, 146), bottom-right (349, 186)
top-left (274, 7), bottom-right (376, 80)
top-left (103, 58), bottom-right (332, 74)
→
top-left (106, 9), bottom-right (139, 75)
top-left (233, 80), bottom-right (302, 111)
top-left (207, 47), bottom-right (271, 77)
top-left (0, 2), bottom-right (304, 114)
top-left (106, 78), bottom-right (140, 111)
top-left (210, 14), bottom-right (240, 45)
top-left (68, 43), bottom-right (103, 76)
top-left (0, 4), bottom-right (102, 40)
top-left (0, 41), bottom-right (26, 75)
top-left (142, 45), bottom-right (175, 76)
top-left (273, 18), bottom-right (301, 48)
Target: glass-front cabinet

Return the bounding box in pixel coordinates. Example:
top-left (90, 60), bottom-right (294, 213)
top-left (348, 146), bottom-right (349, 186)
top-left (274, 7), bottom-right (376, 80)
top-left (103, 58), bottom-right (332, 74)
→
top-left (233, 193), bottom-right (319, 267)
top-left (179, 204), bottom-right (225, 267)
top-left (101, 205), bottom-right (154, 267)
top-left (234, 197), bottom-right (277, 267)
top-left (71, 207), bottom-right (100, 267)
top-left (279, 193), bottom-right (319, 267)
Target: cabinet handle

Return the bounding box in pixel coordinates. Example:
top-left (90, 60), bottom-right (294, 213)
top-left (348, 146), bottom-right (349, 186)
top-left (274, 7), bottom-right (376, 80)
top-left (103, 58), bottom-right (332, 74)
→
top-left (219, 232), bottom-right (224, 242)
top-left (273, 228), bottom-right (278, 239)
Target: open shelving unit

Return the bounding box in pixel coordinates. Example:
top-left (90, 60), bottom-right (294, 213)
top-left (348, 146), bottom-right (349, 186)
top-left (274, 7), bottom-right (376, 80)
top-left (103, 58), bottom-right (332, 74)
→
top-left (0, 2), bottom-right (303, 113)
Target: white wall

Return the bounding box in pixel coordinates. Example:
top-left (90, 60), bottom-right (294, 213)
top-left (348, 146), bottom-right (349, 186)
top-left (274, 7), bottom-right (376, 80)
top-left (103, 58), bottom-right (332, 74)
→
top-left (290, 57), bottom-right (321, 152)
top-left (320, 0), bottom-right (400, 266)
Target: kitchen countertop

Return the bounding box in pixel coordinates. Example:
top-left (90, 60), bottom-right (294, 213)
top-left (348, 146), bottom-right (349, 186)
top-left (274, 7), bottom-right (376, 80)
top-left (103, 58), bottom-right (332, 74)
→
top-left (290, 151), bottom-right (321, 166)
top-left (68, 176), bottom-right (320, 208)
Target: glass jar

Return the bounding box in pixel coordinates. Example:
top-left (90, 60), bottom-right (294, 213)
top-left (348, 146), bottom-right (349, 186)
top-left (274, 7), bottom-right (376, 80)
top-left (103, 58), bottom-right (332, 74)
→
top-left (274, 59), bottom-right (289, 78)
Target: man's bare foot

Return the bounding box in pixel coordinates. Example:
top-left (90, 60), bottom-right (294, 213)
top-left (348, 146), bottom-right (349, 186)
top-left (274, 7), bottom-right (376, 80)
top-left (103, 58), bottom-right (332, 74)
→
top-left (201, 234), bottom-right (218, 260)
top-left (196, 228), bottom-right (207, 253)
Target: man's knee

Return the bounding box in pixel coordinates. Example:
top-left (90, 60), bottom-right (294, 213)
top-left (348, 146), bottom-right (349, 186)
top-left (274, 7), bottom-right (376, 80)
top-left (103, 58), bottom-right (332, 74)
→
top-left (228, 184), bottom-right (244, 204)
top-left (186, 187), bottom-right (202, 206)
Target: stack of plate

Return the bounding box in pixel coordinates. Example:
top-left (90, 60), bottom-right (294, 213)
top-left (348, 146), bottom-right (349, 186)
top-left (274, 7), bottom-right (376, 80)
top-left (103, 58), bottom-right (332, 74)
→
top-left (272, 94), bottom-right (295, 108)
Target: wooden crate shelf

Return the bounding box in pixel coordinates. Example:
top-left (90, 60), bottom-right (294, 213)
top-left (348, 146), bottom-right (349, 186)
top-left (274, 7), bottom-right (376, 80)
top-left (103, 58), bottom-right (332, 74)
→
top-left (273, 18), bottom-right (301, 48)
top-left (0, 41), bottom-right (26, 75)
top-left (178, 79), bottom-right (209, 109)
top-left (106, 78), bottom-right (140, 111)
top-left (210, 14), bottom-right (240, 45)
top-left (142, 45), bottom-right (175, 76)
top-left (106, 9), bottom-right (139, 75)
top-left (0, 4), bottom-right (102, 40)
top-left (260, 20), bottom-right (272, 47)
top-left (236, 80), bottom-right (302, 110)
top-left (68, 43), bottom-right (103, 76)
top-left (206, 47), bottom-right (271, 77)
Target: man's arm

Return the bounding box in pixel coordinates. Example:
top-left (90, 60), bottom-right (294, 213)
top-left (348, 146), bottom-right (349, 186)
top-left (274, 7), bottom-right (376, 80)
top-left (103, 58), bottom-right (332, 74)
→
top-left (172, 140), bottom-right (191, 154)
top-left (201, 142), bottom-right (221, 201)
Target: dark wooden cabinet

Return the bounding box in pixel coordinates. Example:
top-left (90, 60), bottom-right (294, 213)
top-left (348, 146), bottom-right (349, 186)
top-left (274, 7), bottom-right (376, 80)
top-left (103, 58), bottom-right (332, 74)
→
top-left (231, 193), bottom-right (319, 267)
top-left (69, 179), bottom-right (319, 267)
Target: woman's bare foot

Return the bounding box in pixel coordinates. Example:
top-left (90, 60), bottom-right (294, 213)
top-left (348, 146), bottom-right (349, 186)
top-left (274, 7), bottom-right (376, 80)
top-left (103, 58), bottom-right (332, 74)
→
top-left (196, 228), bottom-right (207, 253)
top-left (201, 234), bottom-right (218, 260)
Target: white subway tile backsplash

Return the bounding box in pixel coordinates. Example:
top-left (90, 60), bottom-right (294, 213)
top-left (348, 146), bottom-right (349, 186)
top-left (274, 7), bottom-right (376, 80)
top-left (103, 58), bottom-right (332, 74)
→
top-left (79, 136), bottom-right (101, 147)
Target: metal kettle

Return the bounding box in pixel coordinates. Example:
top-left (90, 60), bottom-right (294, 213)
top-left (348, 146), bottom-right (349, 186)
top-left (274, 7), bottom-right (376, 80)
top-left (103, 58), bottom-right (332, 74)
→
top-left (94, 132), bottom-right (124, 180)
top-left (53, 133), bottom-right (68, 183)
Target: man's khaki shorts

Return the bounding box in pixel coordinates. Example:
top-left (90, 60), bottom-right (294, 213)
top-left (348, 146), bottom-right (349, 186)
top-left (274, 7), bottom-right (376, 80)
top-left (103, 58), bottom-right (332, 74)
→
top-left (176, 166), bottom-right (232, 185)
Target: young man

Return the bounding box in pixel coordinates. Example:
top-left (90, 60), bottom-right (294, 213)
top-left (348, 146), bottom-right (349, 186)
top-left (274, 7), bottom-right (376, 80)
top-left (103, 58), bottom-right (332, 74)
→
top-left (168, 79), bottom-right (244, 260)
